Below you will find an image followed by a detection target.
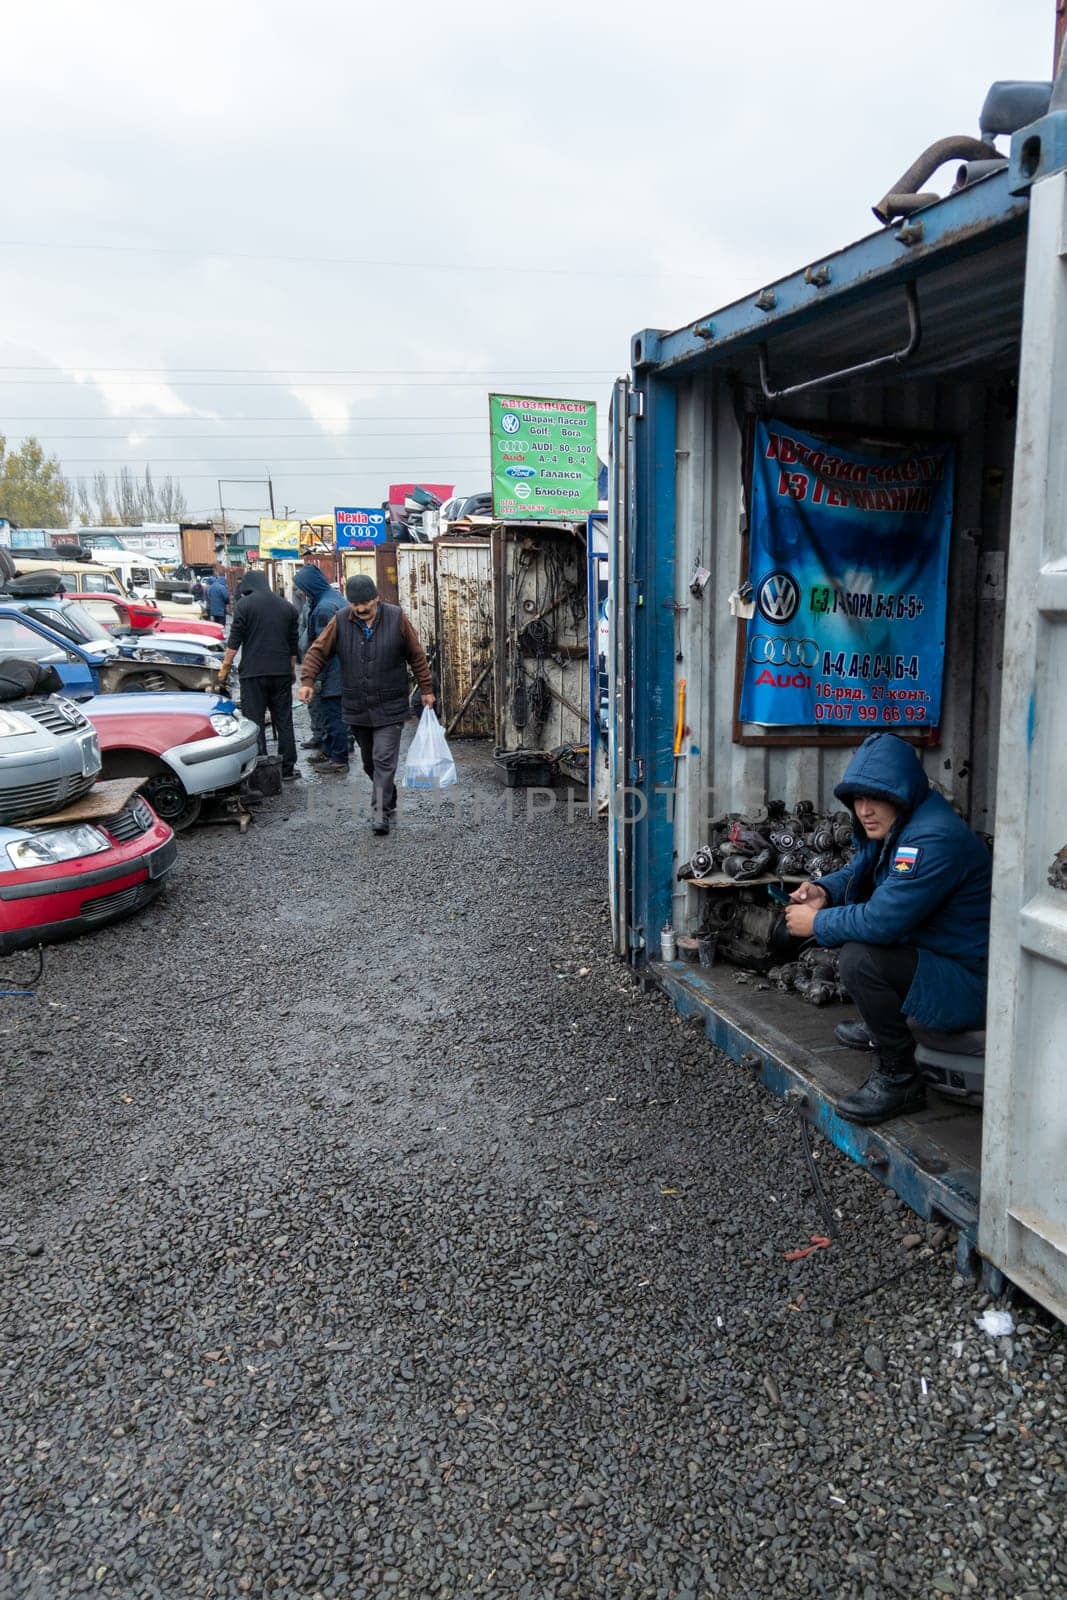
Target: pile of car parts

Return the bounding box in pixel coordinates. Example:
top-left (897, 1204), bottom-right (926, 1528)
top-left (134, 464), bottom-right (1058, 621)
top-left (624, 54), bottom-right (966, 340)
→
top-left (769, 945), bottom-right (851, 1006)
top-left (678, 799), bottom-right (856, 883)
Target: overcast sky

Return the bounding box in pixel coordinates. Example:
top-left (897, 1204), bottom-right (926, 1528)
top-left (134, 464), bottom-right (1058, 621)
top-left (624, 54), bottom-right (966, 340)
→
top-left (1, 0), bottom-right (1055, 521)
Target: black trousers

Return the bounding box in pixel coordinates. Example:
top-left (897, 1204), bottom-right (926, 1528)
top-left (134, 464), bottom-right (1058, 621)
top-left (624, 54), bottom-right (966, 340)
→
top-left (240, 674), bottom-right (297, 770)
top-left (838, 942), bottom-right (919, 1072)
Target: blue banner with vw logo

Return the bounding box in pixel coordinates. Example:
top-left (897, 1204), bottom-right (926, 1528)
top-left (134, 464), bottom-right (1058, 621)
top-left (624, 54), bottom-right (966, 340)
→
top-left (739, 420), bottom-right (954, 731)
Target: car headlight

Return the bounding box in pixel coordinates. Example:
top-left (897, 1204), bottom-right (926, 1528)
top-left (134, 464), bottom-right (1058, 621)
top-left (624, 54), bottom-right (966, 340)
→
top-left (0, 709), bottom-right (36, 738)
top-left (209, 712), bottom-right (241, 737)
top-left (5, 824), bottom-right (111, 869)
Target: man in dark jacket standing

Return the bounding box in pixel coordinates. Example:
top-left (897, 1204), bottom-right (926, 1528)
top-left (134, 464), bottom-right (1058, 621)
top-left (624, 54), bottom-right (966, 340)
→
top-left (216, 569), bottom-right (300, 779)
top-left (786, 733), bottom-right (991, 1124)
top-left (298, 574), bottom-right (433, 832)
top-left (293, 564), bottom-right (348, 774)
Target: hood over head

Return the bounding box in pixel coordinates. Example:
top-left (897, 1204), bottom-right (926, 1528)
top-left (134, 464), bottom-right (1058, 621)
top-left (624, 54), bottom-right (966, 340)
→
top-left (293, 564), bottom-right (330, 600)
top-left (833, 733), bottom-right (931, 820)
top-left (237, 569), bottom-right (270, 597)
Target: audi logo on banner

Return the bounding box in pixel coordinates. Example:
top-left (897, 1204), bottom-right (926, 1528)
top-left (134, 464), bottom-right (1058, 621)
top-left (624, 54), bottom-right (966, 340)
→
top-left (755, 569), bottom-right (800, 624)
top-left (748, 634), bottom-right (820, 668)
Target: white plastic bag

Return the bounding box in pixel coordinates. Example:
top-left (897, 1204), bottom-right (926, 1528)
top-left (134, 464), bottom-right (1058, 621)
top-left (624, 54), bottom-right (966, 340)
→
top-left (401, 707), bottom-right (457, 790)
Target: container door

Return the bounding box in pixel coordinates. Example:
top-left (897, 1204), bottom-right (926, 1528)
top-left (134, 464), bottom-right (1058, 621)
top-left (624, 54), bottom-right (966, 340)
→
top-left (586, 514), bottom-right (610, 815)
top-left (980, 169), bottom-right (1067, 1322)
top-left (435, 539), bottom-right (494, 737)
top-left (607, 378), bottom-right (630, 956)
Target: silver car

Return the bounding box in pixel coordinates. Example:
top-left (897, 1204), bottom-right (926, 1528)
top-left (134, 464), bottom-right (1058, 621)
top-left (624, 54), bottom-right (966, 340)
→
top-left (0, 695), bottom-right (102, 825)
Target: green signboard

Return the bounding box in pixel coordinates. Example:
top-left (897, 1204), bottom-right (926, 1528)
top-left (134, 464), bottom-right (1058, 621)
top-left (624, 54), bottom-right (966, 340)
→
top-left (489, 393), bottom-right (599, 520)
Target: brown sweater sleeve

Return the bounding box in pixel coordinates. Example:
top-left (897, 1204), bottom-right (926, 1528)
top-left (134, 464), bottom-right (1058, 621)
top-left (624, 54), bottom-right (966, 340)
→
top-left (401, 615), bottom-right (433, 694)
top-left (300, 613), bottom-right (339, 687)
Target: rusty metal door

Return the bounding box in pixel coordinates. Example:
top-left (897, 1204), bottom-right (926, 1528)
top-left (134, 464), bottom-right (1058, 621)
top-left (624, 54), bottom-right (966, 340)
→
top-left (435, 539), bottom-right (494, 737)
top-left (375, 542), bottom-right (400, 605)
top-left (396, 545), bottom-right (437, 656)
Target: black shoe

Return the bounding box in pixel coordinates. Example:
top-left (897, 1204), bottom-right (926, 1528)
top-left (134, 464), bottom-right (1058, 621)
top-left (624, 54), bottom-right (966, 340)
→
top-left (301, 739), bottom-right (322, 751)
top-left (835, 1020), bottom-right (877, 1051)
top-left (836, 1068), bottom-right (925, 1124)
top-left (372, 818), bottom-right (389, 835)
top-left (282, 767), bottom-right (301, 781)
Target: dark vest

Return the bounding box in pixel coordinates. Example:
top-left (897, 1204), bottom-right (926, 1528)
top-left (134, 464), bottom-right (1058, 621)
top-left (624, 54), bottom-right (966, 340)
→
top-left (335, 602), bottom-right (410, 727)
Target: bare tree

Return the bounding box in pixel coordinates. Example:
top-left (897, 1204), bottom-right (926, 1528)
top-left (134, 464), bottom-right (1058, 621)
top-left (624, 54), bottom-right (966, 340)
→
top-left (156, 475), bottom-right (188, 520)
top-left (92, 471), bottom-right (119, 526)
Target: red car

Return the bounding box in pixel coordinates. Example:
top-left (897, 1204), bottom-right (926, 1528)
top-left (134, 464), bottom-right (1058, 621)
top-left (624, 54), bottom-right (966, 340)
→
top-left (0, 792), bottom-right (177, 954)
top-left (77, 592), bottom-right (225, 644)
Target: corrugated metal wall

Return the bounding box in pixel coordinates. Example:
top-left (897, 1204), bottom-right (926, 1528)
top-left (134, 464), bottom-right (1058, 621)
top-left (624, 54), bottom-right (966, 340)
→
top-left (436, 539), bottom-right (494, 737)
top-left (670, 370), bottom-right (1015, 926)
top-left (493, 526), bottom-right (589, 754)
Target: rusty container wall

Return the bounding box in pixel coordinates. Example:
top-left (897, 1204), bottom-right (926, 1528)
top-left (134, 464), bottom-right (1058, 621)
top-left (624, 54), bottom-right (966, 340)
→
top-left (493, 524), bottom-right (590, 755)
top-left (396, 545), bottom-right (437, 658)
top-left (375, 542), bottom-right (400, 605)
top-left (435, 538), bottom-right (494, 737)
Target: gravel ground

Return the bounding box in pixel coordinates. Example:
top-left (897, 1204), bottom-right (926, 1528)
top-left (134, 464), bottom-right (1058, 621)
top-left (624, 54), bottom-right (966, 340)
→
top-left (1, 731), bottom-right (1064, 1600)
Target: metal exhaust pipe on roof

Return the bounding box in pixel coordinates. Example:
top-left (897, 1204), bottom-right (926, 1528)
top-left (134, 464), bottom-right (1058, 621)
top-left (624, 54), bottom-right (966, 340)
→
top-left (952, 156), bottom-right (1010, 191)
top-left (873, 135), bottom-right (999, 224)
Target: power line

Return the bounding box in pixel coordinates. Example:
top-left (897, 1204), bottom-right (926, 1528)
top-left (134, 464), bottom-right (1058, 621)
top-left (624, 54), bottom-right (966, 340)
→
top-left (14, 430), bottom-right (491, 441)
top-left (0, 236), bottom-right (708, 283)
top-left (3, 415), bottom-right (609, 426)
top-left (0, 365), bottom-right (617, 375)
top-left (0, 379), bottom-right (609, 388)
top-left (62, 470), bottom-right (493, 482)
top-left (57, 454), bottom-right (490, 465)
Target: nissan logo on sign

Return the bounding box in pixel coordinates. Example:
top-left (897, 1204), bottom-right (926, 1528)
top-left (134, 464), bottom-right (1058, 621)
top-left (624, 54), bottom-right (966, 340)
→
top-left (755, 570), bottom-right (800, 625)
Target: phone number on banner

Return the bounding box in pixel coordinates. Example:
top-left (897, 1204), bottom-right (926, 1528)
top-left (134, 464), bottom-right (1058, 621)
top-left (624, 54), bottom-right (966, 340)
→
top-left (815, 672), bottom-right (932, 724)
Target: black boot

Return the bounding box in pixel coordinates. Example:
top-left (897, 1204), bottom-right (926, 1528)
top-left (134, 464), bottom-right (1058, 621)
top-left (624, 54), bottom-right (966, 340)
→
top-left (836, 1058), bottom-right (925, 1124)
top-left (835, 1020), bottom-right (877, 1051)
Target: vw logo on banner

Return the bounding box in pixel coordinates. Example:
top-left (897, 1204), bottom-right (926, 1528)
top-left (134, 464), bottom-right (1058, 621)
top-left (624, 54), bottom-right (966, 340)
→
top-left (755, 570), bottom-right (800, 624)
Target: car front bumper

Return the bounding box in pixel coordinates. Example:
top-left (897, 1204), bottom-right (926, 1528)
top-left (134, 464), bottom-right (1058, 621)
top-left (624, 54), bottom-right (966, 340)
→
top-left (164, 720), bottom-right (261, 796)
top-left (0, 833), bottom-right (178, 953)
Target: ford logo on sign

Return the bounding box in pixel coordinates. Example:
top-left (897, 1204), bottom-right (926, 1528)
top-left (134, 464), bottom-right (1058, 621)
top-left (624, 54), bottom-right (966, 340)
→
top-left (505, 466), bottom-right (537, 479)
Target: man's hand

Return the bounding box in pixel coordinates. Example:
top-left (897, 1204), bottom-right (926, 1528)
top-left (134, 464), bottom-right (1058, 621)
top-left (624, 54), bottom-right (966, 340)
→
top-left (297, 684), bottom-right (314, 705)
top-left (421, 693), bottom-right (436, 709)
top-left (213, 674), bottom-right (229, 695)
top-left (789, 881), bottom-right (829, 907)
top-left (784, 901), bottom-right (819, 938)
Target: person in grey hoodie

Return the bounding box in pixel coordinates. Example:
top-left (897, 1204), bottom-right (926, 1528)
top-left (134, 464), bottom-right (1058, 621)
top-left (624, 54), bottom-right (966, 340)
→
top-left (217, 569), bottom-right (300, 778)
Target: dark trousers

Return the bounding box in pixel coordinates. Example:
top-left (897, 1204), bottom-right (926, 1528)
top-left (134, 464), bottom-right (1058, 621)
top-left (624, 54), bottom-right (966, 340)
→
top-left (838, 942), bottom-right (919, 1073)
top-left (351, 723), bottom-right (404, 820)
top-left (240, 674), bottom-right (297, 771)
top-left (319, 695), bottom-right (349, 765)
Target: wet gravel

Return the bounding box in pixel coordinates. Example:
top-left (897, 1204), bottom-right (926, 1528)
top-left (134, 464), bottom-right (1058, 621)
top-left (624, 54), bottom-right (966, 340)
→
top-left (1, 733), bottom-right (1064, 1599)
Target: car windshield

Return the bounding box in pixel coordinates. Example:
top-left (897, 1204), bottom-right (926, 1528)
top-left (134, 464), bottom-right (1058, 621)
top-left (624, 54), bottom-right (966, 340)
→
top-left (33, 601), bottom-right (113, 644)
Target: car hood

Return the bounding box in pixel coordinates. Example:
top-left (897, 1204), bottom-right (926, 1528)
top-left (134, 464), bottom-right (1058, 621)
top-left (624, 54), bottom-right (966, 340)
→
top-left (81, 692), bottom-right (236, 719)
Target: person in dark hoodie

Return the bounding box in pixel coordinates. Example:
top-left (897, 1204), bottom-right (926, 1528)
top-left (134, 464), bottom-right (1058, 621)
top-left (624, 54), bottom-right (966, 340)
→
top-left (216, 569), bottom-right (300, 778)
top-left (297, 574), bottom-right (433, 833)
top-left (292, 564), bottom-right (348, 774)
top-left (785, 733), bottom-right (991, 1124)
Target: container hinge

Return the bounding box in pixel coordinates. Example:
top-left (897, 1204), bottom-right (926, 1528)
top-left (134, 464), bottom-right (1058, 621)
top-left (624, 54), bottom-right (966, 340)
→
top-left (627, 391), bottom-right (645, 418)
top-left (628, 581), bottom-right (644, 608)
top-left (628, 758), bottom-right (645, 783)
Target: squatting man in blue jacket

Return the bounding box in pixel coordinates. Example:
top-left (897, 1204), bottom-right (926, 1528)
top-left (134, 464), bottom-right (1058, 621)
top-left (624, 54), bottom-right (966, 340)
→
top-left (784, 733), bottom-right (992, 1125)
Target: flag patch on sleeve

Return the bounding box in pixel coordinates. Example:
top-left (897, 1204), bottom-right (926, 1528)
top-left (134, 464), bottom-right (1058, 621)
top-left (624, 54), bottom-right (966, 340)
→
top-left (892, 846), bottom-right (921, 875)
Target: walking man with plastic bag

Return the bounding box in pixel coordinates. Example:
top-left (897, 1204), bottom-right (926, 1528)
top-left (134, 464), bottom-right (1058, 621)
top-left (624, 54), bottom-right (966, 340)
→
top-left (298, 575), bottom-right (434, 834)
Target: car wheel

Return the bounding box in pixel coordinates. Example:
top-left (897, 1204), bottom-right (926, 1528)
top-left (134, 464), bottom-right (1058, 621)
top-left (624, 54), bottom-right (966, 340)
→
top-left (140, 772), bottom-right (202, 831)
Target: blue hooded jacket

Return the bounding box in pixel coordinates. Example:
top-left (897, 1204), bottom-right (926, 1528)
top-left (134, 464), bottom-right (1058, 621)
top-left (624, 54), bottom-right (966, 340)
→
top-left (813, 734), bottom-right (991, 1031)
top-left (293, 565), bottom-right (345, 696)
top-left (206, 575), bottom-right (230, 618)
